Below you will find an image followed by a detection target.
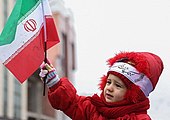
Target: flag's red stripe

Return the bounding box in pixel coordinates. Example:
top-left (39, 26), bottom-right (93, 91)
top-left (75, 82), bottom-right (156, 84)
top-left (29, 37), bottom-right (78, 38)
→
top-left (5, 18), bottom-right (59, 83)
top-left (46, 16), bottom-right (60, 48)
top-left (5, 29), bottom-right (44, 83)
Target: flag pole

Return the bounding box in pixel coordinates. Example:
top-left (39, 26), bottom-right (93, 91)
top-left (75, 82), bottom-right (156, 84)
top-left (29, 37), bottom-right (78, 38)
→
top-left (41, 0), bottom-right (47, 96)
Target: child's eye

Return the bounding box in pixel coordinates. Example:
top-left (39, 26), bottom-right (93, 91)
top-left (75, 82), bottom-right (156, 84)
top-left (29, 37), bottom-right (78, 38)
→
top-left (115, 83), bottom-right (122, 88)
top-left (106, 80), bottom-right (111, 84)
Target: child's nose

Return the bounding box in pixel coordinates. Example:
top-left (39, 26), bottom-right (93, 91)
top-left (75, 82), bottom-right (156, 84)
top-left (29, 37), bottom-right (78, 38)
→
top-left (107, 85), bottom-right (114, 92)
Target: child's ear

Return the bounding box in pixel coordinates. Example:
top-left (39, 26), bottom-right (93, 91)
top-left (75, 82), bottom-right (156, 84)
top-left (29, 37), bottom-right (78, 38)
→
top-left (125, 84), bottom-right (146, 103)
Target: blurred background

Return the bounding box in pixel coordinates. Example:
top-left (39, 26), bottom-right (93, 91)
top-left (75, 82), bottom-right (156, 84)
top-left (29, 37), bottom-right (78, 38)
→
top-left (0, 0), bottom-right (170, 120)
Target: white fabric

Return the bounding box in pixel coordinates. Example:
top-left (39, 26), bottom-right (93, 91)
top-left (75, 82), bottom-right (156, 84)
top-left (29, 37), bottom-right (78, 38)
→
top-left (46, 71), bottom-right (60, 88)
top-left (39, 69), bottom-right (60, 88)
top-left (109, 62), bottom-right (153, 97)
top-left (0, 0), bottom-right (52, 63)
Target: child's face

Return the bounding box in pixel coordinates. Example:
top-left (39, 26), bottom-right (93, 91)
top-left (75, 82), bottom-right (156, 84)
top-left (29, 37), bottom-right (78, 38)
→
top-left (104, 74), bottom-right (127, 103)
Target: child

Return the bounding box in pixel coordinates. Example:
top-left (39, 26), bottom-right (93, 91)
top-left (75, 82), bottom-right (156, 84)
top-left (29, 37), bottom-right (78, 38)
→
top-left (39, 51), bottom-right (164, 120)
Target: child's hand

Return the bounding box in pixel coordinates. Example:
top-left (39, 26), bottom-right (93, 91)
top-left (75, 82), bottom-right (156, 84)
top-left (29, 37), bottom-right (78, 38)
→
top-left (39, 61), bottom-right (60, 88)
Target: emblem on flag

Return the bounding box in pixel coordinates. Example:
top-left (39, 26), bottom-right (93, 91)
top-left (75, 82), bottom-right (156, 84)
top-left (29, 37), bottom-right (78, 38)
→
top-left (24, 19), bottom-right (37, 32)
top-left (0, 0), bottom-right (60, 83)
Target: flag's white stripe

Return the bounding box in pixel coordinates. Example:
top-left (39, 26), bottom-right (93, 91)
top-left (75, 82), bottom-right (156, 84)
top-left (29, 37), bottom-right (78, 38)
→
top-left (4, 25), bottom-right (43, 65)
top-left (0, 0), bottom-right (52, 63)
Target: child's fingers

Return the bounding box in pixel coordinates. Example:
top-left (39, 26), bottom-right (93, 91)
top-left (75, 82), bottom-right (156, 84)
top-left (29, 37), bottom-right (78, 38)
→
top-left (45, 63), bottom-right (54, 71)
top-left (39, 69), bottom-right (48, 78)
top-left (46, 59), bottom-right (54, 67)
top-left (40, 59), bottom-right (53, 69)
top-left (40, 62), bottom-right (45, 69)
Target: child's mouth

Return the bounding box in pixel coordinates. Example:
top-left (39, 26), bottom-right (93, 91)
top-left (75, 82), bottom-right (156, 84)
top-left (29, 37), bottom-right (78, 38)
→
top-left (105, 93), bottom-right (113, 99)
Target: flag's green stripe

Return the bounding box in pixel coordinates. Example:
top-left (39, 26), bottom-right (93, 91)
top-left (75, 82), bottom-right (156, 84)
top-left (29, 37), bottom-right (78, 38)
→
top-left (0, 0), bottom-right (41, 46)
top-left (18, 0), bottom-right (41, 23)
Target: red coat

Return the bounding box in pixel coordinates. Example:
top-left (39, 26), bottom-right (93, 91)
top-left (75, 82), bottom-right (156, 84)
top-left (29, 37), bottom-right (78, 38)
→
top-left (48, 78), bottom-right (151, 120)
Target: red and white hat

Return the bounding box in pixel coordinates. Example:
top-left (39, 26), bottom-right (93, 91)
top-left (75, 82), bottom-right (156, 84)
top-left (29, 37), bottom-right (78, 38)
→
top-left (99, 51), bottom-right (163, 99)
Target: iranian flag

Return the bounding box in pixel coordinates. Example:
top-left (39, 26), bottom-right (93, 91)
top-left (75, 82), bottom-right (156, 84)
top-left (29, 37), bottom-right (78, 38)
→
top-left (0, 0), bottom-right (60, 83)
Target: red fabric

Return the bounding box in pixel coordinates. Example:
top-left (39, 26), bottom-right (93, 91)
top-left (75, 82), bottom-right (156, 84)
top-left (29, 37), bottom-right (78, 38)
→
top-left (99, 73), bottom-right (146, 103)
top-left (4, 17), bottom-right (59, 83)
top-left (103, 52), bottom-right (163, 90)
top-left (90, 93), bottom-right (150, 119)
top-left (140, 52), bottom-right (163, 88)
top-left (48, 78), bottom-right (151, 120)
top-left (99, 51), bottom-right (163, 104)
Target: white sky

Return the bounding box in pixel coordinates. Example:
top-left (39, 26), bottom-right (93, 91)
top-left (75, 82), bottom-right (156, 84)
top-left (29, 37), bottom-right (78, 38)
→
top-left (66, 0), bottom-right (170, 119)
